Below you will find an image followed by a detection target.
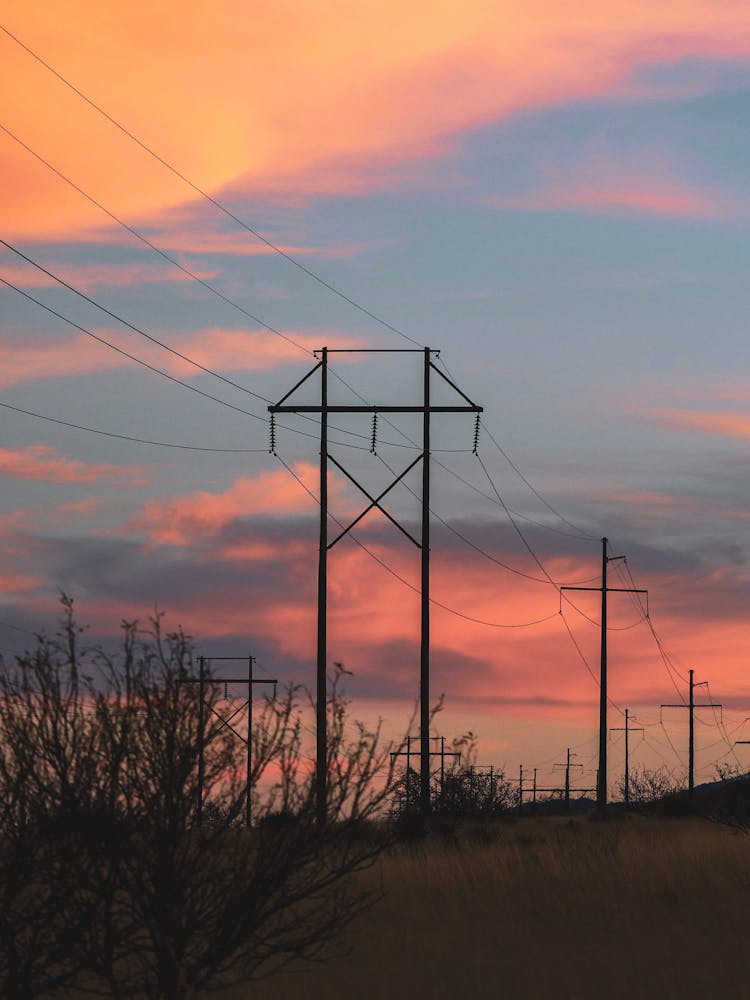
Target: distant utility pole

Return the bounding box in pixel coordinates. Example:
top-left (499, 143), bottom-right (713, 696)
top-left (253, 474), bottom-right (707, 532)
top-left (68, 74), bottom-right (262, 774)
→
top-left (610, 708), bottom-right (643, 805)
top-left (432, 736), bottom-right (460, 797)
top-left (734, 718), bottom-right (750, 753)
top-left (391, 735), bottom-right (460, 810)
top-left (178, 655), bottom-right (277, 827)
top-left (518, 764), bottom-right (524, 816)
top-left (554, 748), bottom-right (584, 812)
top-left (532, 767), bottom-right (538, 812)
top-left (561, 537), bottom-right (647, 817)
top-left (270, 348), bottom-right (482, 823)
top-left (661, 669), bottom-right (722, 797)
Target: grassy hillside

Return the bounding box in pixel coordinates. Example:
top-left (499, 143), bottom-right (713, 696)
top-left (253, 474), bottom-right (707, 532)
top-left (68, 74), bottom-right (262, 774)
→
top-left (245, 815), bottom-right (750, 1000)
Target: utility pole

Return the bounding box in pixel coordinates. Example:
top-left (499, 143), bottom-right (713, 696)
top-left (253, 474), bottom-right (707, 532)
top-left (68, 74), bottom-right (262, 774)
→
top-left (661, 669), bottom-right (722, 798)
top-left (554, 749), bottom-right (584, 813)
top-left (178, 656), bottom-right (277, 826)
top-left (610, 708), bottom-right (643, 805)
top-left (270, 348), bottom-right (482, 821)
top-left (518, 764), bottom-right (524, 816)
top-left (561, 537), bottom-right (647, 817)
top-left (532, 767), bottom-right (538, 812)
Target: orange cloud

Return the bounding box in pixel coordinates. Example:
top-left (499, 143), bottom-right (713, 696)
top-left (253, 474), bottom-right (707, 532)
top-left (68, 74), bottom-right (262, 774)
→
top-left (494, 182), bottom-right (720, 218)
top-left (647, 408), bottom-right (750, 440)
top-left (0, 445), bottom-right (148, 486)
top-left (3, 2), bottom-right (749, 237)
top-left (0, 259), bottom-right (218, 291)
top-left (0, 327), bottom-right (358, 388)
top-left (130, 463), bottom-right (324, 545)
top-left (490, 146), bottom-right (726, 218)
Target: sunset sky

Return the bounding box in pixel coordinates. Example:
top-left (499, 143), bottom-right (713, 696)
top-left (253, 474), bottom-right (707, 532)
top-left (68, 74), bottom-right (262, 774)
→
top-left (2, 1), bottom-right (750, 795)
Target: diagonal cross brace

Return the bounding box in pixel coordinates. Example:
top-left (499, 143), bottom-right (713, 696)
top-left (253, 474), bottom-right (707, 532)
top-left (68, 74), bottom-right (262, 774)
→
top-left (327, 452), bottom-right (423, 549)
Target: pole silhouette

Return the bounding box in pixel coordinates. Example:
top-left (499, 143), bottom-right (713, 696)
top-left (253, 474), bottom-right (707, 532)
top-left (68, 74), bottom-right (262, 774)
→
top-left (661, 669), bottom-right (722, 797)
top-left (610, 708), bottom-right (643, 805)
top-left (270, 348), bottom-right (482, 820)
top-left (561, 538), bottom-right (647, 816)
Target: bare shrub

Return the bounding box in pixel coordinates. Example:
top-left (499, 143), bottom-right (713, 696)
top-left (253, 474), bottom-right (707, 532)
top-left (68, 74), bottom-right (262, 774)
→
top-left (0, 599), bottom-right (398, 999)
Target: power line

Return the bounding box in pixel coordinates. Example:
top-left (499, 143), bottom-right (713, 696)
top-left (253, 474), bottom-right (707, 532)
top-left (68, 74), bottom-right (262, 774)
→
top-left (0, 160), bottom-right (421, 453)
top-left (0, 120), bottom-right (310, 357)
top-left (275, 452), bottom-right (559, 629)
top-left (1, 238), bottom-right (272, 404)
top-left (2, 55), bottom-right (597, 539)
top-left (0, 277), bottom-right (386, 453)
top-left (0, 400), bottom-right (269, 453)
top-left (483, 426), bottom-right (599, 541)
top-left (433, 454), bottom-right (597, 541)
top-left (0, 23), bottom-right (423, 349)
top-left (435, 355), bottom-right (597, 542)
top-left (0, 274), bottom-right (272, 423)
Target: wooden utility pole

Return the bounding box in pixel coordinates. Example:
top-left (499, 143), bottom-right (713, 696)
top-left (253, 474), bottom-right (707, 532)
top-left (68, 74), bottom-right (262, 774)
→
top-left (561, 538), bottom-right (647, 817)
top-left (661, 669), bottom-right (722, 797)
top-left (610, 708), bottom-right (643, 805)
top-left (270, 348), bottom-right (482, 822)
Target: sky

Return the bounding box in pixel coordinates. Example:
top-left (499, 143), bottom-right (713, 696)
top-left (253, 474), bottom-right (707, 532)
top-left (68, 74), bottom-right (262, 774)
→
top-left (2, 1), bottom-right (750, 796)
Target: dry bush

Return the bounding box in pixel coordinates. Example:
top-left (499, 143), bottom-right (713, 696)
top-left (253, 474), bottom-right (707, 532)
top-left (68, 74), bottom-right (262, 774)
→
top-left (0, 600), bottom-right (399, 999)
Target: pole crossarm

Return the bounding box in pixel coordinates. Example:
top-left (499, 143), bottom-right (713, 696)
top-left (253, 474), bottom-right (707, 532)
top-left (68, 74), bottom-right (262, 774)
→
top-left (660, 704), bottom-right (722, 718)
top-left (270, 404), bottom-right (482, 413)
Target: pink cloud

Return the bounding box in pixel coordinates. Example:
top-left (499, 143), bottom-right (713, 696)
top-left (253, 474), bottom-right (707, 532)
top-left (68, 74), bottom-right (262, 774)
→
top-left (0, 259), bottom-right (218, 291)
top-left (0, 444), bottom-right (148, 486)
top-left (490, 150), bottom-right (726, 219)
top-left (129, 463), bottom-right (325, 545)
top-left (0, 327), bottom-right (361, 389)
top-left (646, 407), bottom-right (750, 440)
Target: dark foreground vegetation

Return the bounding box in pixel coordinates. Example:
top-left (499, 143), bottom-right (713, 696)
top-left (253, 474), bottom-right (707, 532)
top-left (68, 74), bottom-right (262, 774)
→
top-left (0, 600), bottom-right (397, 999)
top-left (4, 600), bottom-right (750, 999)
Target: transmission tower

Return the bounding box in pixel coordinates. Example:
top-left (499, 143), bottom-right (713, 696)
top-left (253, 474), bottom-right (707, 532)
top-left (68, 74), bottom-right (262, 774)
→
top-left (270, 347), bottom-right (482, 823)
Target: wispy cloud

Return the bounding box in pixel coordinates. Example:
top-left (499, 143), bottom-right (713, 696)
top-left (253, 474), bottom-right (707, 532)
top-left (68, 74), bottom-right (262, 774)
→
top-left (4, 1), bottom-right (750, 237)
top-left (489, 149), bottom-right (726, 219)
top-left (0, 327), bottom-right (360, 388)
top-left (0, 445), bottom-right (148, 486)
top-left (645, 407), bottom-right (750, 440)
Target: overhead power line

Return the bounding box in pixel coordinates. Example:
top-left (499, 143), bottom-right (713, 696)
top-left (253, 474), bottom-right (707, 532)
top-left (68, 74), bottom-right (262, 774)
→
top-left (275, 453), bottom-right (559, 629)
top-left (484, 426), bottom-right (599, 541)
top-left (0, 401), bottom-right (269, 453)
top-left (0, 275), bottom-right (270, 423)
top-left (1, 102), bottom-right (589, 535)
top-left (0, 120), bottom-right (311, 357)
top-left (0, 22), bottom-right (423, 349)
top-left (1, 238), bottom-right (272, 404)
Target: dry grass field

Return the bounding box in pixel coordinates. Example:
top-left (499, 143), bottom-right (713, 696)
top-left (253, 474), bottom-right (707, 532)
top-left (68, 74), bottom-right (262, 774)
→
top-left (243, 815), bottom-right (750, 1000)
